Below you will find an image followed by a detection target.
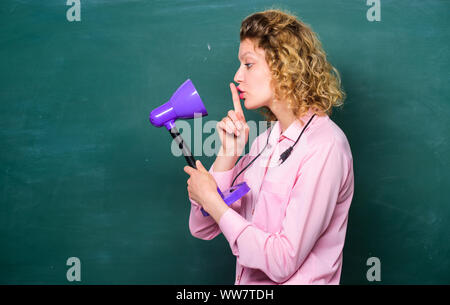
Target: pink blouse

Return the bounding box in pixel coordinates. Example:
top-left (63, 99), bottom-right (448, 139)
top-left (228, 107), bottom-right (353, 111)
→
top-left (188, 110), bottom-right (354, 284)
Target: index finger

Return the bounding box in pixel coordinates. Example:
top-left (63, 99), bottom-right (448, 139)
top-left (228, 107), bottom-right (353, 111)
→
top-left (229, 83), bottom-right (245, 120)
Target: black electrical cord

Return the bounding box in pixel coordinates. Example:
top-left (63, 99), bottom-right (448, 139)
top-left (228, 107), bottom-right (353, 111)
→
top-left (230, 114), bottom-right (316, 187)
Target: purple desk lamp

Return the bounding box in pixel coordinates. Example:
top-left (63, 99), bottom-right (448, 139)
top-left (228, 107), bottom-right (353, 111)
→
top-left (149, 79), bottom-right (250, 216)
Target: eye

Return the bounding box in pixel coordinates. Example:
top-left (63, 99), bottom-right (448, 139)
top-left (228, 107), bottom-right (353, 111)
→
top-left (245, 63), bottom-right (253, 69)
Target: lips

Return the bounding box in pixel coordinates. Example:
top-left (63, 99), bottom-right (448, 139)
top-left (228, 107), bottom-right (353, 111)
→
top-left (237, 87), bottom-right (245, 99)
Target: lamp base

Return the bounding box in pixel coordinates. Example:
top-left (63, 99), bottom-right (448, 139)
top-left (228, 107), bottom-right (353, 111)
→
top-left (201, 182), bottom-right (250, 217)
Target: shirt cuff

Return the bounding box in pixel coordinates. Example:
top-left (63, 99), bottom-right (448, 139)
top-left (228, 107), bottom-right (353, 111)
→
top-left (218, 208), bottom-right (250, 256)
top-left (190, 198), bottom-right (201, 208)
top-left (190, 166), bottom-right (234, 209)
top-left (209, 166), bottom-right (235, 192)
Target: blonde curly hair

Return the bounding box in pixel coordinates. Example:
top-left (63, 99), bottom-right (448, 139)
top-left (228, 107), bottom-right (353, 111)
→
top-left (240, 9), bottom-right (346, 122)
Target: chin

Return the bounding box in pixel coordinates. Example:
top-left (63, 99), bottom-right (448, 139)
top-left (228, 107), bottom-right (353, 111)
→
top-left (243, 100), bottom-right (254, 110)
top-left (243, 99), bottom-right (260, 110)
top-left (244, 98), bottom-right (268, 110)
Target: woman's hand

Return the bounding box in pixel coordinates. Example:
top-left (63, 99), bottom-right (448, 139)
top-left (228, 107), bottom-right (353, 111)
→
top-left (216, 83), bottom-right (249, 157)
top-left (183, 160), bottom-right (219, 208)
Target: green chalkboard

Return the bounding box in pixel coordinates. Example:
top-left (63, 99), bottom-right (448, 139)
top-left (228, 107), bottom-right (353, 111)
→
top-left (0, 0), bottom-right (449, 284)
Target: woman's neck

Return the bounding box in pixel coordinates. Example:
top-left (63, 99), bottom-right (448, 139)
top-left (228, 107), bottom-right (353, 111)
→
top-left (268, 101), bottom-right (298, 133)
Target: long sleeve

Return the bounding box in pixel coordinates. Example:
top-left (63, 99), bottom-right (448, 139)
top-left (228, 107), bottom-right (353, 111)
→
top-left (188, 154), bottom-right (250, 240)
top-left (218, 139), bottom-right (353, 283)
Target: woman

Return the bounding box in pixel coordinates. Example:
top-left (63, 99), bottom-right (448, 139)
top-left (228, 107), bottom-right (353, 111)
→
top-left (183, 9), bottom-right (354, 285)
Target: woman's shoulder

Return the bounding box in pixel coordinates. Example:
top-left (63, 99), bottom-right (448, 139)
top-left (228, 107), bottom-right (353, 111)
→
top-left (306, 114), bottom-right (353, 160)
top-left (246, 114), bottom-right (352, 160)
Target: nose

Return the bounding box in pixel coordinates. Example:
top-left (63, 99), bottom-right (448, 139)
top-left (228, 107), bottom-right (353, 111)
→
top-left (233, 65), bottom-right (244, 84)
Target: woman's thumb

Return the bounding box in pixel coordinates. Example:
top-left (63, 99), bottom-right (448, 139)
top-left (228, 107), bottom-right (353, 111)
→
top-left (196, 160), bottom-right (207, 172)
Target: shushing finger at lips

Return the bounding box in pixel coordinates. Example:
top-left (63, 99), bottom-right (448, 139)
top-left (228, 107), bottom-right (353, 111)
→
top-left (229, 83), bottom-right (247, 123)
top-left (222, 83), bottom-right (248, 139)
top-left (229, 83), bottom-right (245, 117)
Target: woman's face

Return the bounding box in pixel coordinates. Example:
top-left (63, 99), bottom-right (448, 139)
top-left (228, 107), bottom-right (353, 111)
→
top-left (234, 39), bottom-right (274, 110)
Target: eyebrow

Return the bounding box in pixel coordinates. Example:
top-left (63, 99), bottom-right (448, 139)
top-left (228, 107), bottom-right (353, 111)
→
top-left (238, 52), bottom-right (256, 60)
